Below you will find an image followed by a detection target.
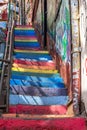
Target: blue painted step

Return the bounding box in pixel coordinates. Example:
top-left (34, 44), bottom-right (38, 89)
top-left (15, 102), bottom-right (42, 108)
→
top-left (10, 85), bottom-right (68, 96)
top-left (14, 30), bottom-right (36, 36)
top-left (10, 94), bottom-right (69, 105)
top-left (13, 56), bottom-right (52, 62)
top-left (10, 79), bottom-right (65, 88)
top-left (11, 73), bottom-right (64, 83)
top-left (14, 42), bottom-right (40, 47)
top-left (13, 52), bottom-right (52, 58)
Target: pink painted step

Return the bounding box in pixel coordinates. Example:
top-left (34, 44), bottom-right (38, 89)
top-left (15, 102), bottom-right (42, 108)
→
top-left (9, 105), bottom-right (67, 115)
top-left (0, 118), bottom-right (86, 130)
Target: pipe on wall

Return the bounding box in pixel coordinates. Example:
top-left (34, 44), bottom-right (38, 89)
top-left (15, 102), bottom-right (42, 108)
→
top-left (70, 0), bottom-right (81, 115)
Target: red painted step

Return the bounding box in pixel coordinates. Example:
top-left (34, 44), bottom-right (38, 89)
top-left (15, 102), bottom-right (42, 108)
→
top-left (9, 105), bottom-right (67, 115)
top-left (0, 118), bottom-right (86, 130)
top-left (13, 59), bottom-right (55, 67)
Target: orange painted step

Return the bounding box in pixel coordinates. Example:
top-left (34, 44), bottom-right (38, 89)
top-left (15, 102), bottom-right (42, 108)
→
top-left (13, 63), bottom-right (56, 70)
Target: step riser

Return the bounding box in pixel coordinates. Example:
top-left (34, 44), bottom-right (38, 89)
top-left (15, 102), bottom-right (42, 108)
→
top-left (11, 74), bottom-right (63, 82)
top-left (10, 86), bottom-right (67, 96)
top-left (14, 42), bottom-right (40, 47)
top-left (15, 47), bottom-right (41, 50)
top-left (10, 79), bottom-right (65, 88)
top-left (10, 95), bottom-right (68, 105)
top-left (9, 105), bottom-right (67, 115)
top-left (0, 119), bottom-right (85, 130)
top-left (14, 30), bottom-right (36, 36)
top-left (11, 71), bottom-right (60, 77)
top-left (13, 63), bottom-right (56, 70)
top-left (15, 36), bottom-right (37, 40)
top-left (13, 59), bottom-right (55, 66)
top-left (13, 54), bottom-right (52, 61)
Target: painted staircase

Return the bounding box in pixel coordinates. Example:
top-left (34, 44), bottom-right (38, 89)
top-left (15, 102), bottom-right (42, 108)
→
top-left (1, 25), bottom-right (86, 130)
top-left (9, 25), bottom-right (69, 116)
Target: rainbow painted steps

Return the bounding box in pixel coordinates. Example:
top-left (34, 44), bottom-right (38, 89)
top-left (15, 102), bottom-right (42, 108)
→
top-left (9, 25), bottom-right (69, 115)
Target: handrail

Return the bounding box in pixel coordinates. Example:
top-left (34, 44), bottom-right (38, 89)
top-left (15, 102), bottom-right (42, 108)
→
top-left (0, 25), bottom-right (10, 94)
top-left (6, 20), bottom-right (14, 112)
top-left (0, 20), bottom-right (14, 112)
top-left (0, 0), bottom-right (16, 112)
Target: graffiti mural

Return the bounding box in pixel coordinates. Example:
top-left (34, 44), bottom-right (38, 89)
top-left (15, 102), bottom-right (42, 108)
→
top-left (25, 0), bottom-right (33, 25)
top-left (47, 0), bottom-right (61, 38)
top-left (35, 0), bottom-right (42, 27)
top-left (56, 0), bottom-right (71, 62)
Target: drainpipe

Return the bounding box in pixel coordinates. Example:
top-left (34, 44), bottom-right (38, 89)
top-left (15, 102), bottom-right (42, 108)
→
top-left (19, 0), bottom-right (22, 25)
top-left (43, 0), bottom-right (47, 48)
top-left (70, 0), bottom-right (81, 115)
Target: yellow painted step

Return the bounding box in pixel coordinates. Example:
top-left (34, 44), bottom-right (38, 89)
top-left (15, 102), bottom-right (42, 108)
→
top-left (14, 49), bottom-right (49, 54)
top-left (12, 67), bottom-right (58, 74)
top-left (15, 39), bottom-right (38, 42)
top-left (15, 28), bottom-right (34, 30)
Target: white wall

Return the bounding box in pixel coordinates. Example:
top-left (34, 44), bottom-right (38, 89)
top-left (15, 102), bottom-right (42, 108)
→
top-left (80, 0), bottom-right (87, 112)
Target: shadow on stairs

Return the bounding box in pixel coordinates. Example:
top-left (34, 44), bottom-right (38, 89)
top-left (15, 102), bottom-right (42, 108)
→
top-left (0, 25), bottom-right (86, 130)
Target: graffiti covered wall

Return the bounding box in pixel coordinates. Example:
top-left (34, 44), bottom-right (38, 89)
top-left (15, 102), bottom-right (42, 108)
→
top-left (56, 0), bottom-right (71, 62)
top-left (47, 0), bottom-right (61, 38)
top-left (35, 0), bottom-right (42, 27)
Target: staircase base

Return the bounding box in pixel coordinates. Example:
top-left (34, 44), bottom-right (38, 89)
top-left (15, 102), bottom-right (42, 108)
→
top-left (0, 117), bottom-right (86, 130)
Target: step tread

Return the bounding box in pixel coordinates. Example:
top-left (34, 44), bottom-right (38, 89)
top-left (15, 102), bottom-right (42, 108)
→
top-left (14, 28), bottom-right (34, 30)
top-left (12, 67), bottom-right (58, 75)
top-left (13, 59), bottom-right (55, 66)
top-left (10, 86), bottom-right (67, 96)
top-left (13, 55), bottom-right (53, 61)
top-left (12, 63), bottom-right (56, 70)
top-left (10, 94), bottom-right (69, 105)
top-left (14, 49), bottom-right (49, 54)
top-left (2, 114), bottom-right (74, 119)
top-left (15, 47), bottom-right (41, 51)
top-left (9, 105), bottom-right (67, 115)
top-left (10, 78), bottom-right (64, 88)
top-left (15, 36), bottom-right (37, 40)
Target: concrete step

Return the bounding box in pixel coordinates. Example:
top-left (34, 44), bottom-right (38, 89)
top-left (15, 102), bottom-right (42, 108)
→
top-left (9, 94), bottom-right (69, 105)
top-left (10, 86), bottom-right (67, 96)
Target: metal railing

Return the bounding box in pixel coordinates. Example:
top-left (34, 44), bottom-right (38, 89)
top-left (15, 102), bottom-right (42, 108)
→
top-left (0, 20), bottom-right (14, 113)
top-left (0, 0), bottom-right (16, 113)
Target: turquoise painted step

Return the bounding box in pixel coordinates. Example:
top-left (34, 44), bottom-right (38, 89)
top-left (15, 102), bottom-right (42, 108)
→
top-left (10, 79), bottom-right (65, 88)
top-left (14, 30), bottom-right (36, 36)
top-left (11, 74), bottom-right (64, 83)
top-left (10, 86), bottom-right (68, 96)
top-left (14, 42), bottom-right (40, 48)
top-left (12, 71), bottom-right (59, 77)
top-left (9, 94), bottom-right (69, 105)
